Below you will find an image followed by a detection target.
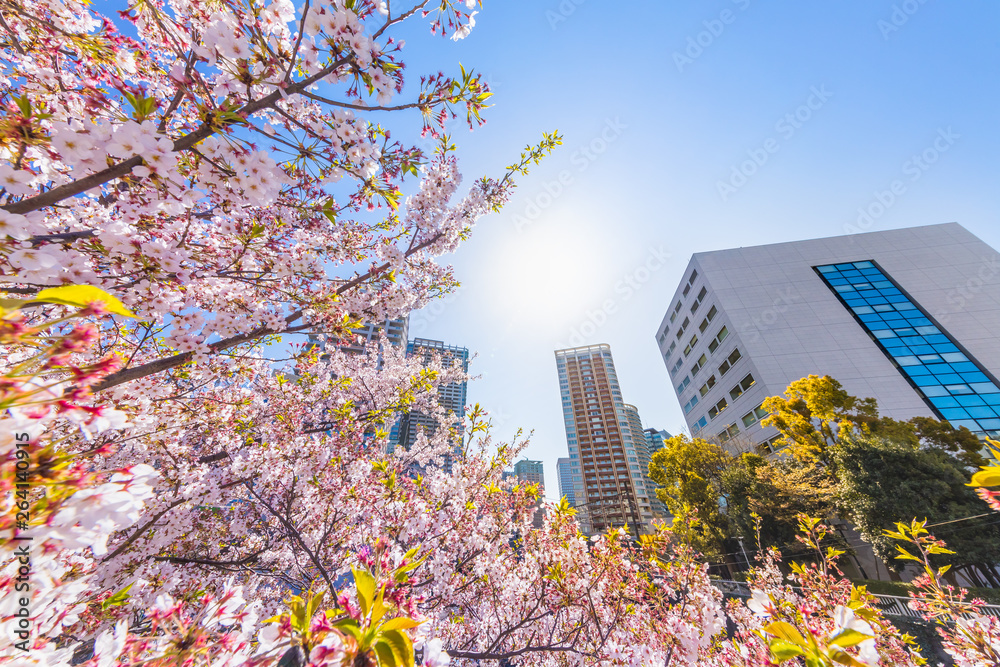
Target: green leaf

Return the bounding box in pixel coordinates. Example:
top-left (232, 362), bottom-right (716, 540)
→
top-left (970, 468), bottom-right (1000, 487)
top-left (769, 639), bottom-right (806, 662)
top-left (102, 583), bottom-right (133, 609)
top-left (373, 642), bottom-right (397, 667)
top-left (829, 647), bottom-right (870, 666)
top-left (34, 285), bottom-right (138, 318)
top-left (306, 590), bottom-right (326, 625)
top-left (334, 618), bottom-right (364, 645)
top-left (828, 628), bottom-right (873, 649)
top-left (353, 566), bottom-right (376, 620)
top-left (0, 298), bottom-right (28, 311)
top-left (371, 587), bottom-right (387, 626)
top-left (379, 617), bottom-right (423, 632)
top-left (764, 621), bottom-right (807, 646)
top-left (376, 629), bottom-right (414, 667)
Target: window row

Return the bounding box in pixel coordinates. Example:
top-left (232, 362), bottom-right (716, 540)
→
top-left (698, 305), bottom-right (718, 333)
top-left (741, 404), bottom-right (769, 428)
top-left (717, 422), bottom-right (740, 444)
top-left (690, 286), bottom-right (708, 314)
top-left (729, 373), bottom-right (756, 401)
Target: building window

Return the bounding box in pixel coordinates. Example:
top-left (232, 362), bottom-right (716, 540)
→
top-left (669, 300), bottom-right (682, 323)
top-left (741, 404), bottom-right (769, 428)
top-left (816, 260), bottom-right (1000, 439)
top-left (699, 375), bottom-right (717, 397)
top-left (663, 341), bottom-right (677, 359)
top-left (683, 333), bottom-right (699, 357)
top-left (676, 317), bottom-right (690, 340)
top-left (691, 353), bottom-right (709, 377)
top-left (693, 416), bottom-right (708, 432)
top-left (676, 375), bottom-right (691, 394)
top-left (682, 269), bottom-right (698, 298)
top-left (708, 326), bottom-right (730, 354)
top-left (698, 305), bottom-right (718, 333)
top-left (708, 397), bottom-right (728, 420)
top-left (683, 395), bottom-right (699, 414)
top-left (690, 286), bottom-right (708, 313)
top-left (717, 422), bottom-right (740, 443)
top-left (729, 373), bottom-right (756, 401)
top-left (718, 348), bottom-right (742, 376)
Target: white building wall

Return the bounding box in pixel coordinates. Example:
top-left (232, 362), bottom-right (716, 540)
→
top-left (657, 223), bottom-right (1000, 452)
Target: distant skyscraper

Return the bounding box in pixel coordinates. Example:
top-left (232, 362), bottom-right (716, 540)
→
top-left (513, 459), bottom-right (545, 491)
top-left (555, 344), bottom-right (654, 536)
top-left (655, 223), bottom-right (1000, 454)
top-left (512, 459), bottom-right (545, 528)
top-left (345, 317), bottom-right (409, 353)
top-left (556, 458), bottom-right (576, 508)
top-left (643, 428), bottom-right (671, 520)
top-left (392, 338), bottom-right (470, 456)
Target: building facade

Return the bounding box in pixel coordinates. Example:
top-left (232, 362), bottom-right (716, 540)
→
top-left (556, 457), bottom-right (577, 509)
top-left (511, 459), bottom-right (546, 528)
top-left (555, 344), bottom-right (656, 536)
top-left (656, 223), bottom-right (1000, 454)
top-left (391, 338), bottom-right (470, 456)
top-left (642, 428), bottom-right (671, 520)
top-left (513, 459), bottom-right (545, 491)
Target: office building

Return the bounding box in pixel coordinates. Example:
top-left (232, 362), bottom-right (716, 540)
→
top-left (392, 338), bottom-right (470, 457)
top-left (555, 344), bottom-right (655, 536)
top-left (643, 428), bottom-right (672, 520)
top-left (511, 459), bottom-right (546, 528)
top-left (513, 459), bottom-right (545, 491)
top-left (655, 223), bottom-right (1000, 454)
top-left (556, 458), bottom-right (577, 509)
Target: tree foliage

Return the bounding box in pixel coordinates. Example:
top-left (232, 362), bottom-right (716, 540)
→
top-left (834, 434), bottom-right (1000, 576)
top-left (648, 434), bottom-right (730, 558)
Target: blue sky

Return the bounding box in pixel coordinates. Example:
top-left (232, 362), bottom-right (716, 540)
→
top-left (386, 1), bottom-right (1000, 499)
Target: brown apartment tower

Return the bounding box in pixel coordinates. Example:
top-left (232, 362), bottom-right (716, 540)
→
top-left (555, 344), bottom-right (656, 536)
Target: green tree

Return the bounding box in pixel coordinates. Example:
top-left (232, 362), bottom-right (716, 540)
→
top-left (834, 434), bottom-right (1000, 585)
top-left (720, 454), bottom-right (838, 557)
top-left (648, 435), bottom-right (729, 558)
top-left (762, 375), bottom-right (984, 469)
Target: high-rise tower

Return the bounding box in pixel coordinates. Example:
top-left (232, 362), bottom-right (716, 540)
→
top-left (555, 344), bottom-right (651, 536)
top-left (392, 338), bottom-right (469, 456)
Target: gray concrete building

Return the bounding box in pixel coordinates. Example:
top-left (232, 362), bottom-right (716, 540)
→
top-left (656, 223), bottom-right (1000, 454)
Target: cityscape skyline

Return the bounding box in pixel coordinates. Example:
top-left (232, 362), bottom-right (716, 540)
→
top-left (413, 220), bottom-right (1000, 502)
top-left (385, 2), bottom-right (1000, 502)
top-left (658, 223), bottom-right (1000, 454)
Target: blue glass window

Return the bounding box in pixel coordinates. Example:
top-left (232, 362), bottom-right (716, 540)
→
top-left (815, 260), bottom-right (1000, 439)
